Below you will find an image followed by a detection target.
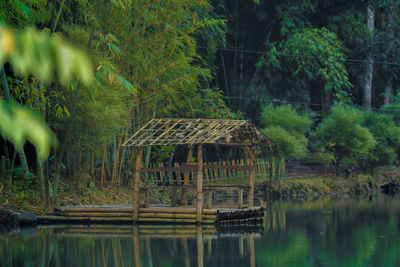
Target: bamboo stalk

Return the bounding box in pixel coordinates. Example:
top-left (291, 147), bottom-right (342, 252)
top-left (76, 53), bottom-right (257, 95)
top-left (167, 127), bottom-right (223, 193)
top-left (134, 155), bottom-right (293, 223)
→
top-left (182, 146), bottom-right (193, 205)
top-left (204, 164), bottom-right (210, 183)
top-left (133, 226), bottom-right (140, 267)
top-left (262, 158), bottom-right (267, 179)
top-left (197, 226), bottom-right (204, 267)
top-left (213, 162), bottom-right (218, 181)
top-left (138, 218), bottom-right (214, 224)
top-left (207, 162), bottom-right (214, 182)
top-left (197, 144), bottom-right (204, 224)
top-left (91, 147), bottom-right (95, 179)
top-left (272, 157), bottom-right (276, 177)
top-left (62, 212), bottom-right (133, 217)
top-left (57, 208), bottom-right (132, 213)
top-left (138, 213), bottom-right (216, 220)
top-left (240, 159), bottom-right (244, 177)
top-left (133, 148), bottom-right (143, 223)
top-left (112, 123), bottom-right (127, 184)
top-left (118, 238), bottom-right (125, 267)
top-left (52, 216), bottom-right (133, 221)
top-left (222, 161), bottom-right (227, 178)
top-left (101, 238), bottom-right (106, 267)
top-left (112, 238), bottom-right (119, 267)
top-left (101, 142), bottom-right (107, 186)
top-left (232, 160), bottom-right (236, 177)
top-left (117, 146), bottom-right (126, 186)
top-left (174, 162), bottom-right (180, 184)
top-left (140, 208), bottom-right (217, 215)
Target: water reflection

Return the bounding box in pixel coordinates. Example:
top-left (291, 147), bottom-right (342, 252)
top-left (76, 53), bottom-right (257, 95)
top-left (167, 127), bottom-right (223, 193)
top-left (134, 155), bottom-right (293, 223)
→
top-left (2, 194), bottom-right (400, 266)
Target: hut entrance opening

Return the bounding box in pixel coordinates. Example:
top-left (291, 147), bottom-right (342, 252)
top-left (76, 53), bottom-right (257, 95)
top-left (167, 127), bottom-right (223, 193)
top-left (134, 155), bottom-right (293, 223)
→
top-left (122, 118), bottom-right (273, 223)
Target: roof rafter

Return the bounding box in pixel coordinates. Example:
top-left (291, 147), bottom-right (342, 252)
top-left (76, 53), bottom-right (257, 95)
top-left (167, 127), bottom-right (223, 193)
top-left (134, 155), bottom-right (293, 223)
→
top-left (122, 118), bottom-right (273, 147)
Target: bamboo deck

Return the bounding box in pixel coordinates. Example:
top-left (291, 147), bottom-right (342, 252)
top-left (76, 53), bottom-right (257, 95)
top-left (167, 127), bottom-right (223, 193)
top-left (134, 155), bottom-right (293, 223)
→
top-left (39, 205), bottom-right (264, 225)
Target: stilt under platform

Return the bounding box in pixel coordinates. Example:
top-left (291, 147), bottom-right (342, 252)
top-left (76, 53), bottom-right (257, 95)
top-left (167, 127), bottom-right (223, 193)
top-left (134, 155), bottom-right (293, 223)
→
top-left (39, 205), bottom-right (264, 225)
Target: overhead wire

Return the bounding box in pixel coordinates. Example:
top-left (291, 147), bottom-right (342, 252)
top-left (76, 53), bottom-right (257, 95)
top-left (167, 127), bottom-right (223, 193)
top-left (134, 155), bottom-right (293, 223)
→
top-left (223, 95), bottom-right (400, 113)
top-left (197, 46), bottom-right (400, 66)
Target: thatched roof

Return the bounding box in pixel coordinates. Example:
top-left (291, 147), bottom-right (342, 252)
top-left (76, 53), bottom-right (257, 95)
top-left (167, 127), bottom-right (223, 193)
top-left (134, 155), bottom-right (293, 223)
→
top-left (122, 118), bottom-right (273, 147)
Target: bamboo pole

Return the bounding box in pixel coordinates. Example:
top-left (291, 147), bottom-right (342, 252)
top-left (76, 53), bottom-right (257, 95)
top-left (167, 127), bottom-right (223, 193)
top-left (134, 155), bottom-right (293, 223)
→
top-left (240, 159), bottom-right (244, 177)
top-left (112, 239), bottom-right (119, 267)
top-left (91, 147), bottom-right (95, 179)
top-left (213, 162), bottom-right (218, 181)
top-left (183, 238), bottom-right (190, 267)
top-left (245, 146), bottom-right (255, 208)
top-left (196, 144), bottom-right (204, 224)
top-left (145, 188), bottom-right (150, 208)
top-left (118, 238), bottom-right (125, 267)
top-left (62, 212), bottom-right (133, 217)
top-left (262, 158), bottom-right (267, 180)
top-left (133, 147), bottom-right (143, 223)
top-left (206, 191), bottom-right (212, 209)
top-left (249, 234), bottom-right (255, 267)
top-left (174, 162), bottom-right (181, 184)
top-left (182, 146), bottom-right (193, 205)
top-left (101, 142), bottom-right (107, 186)
top-left (232, 160), bottom-right (236, 177)
top-left (197, 226), bottom-right (204, 267)
top-left (101, 238), bottom-right (106, 267)
top-left (238, 188), bottom-right (244, 208)
top-left (204, 165), bottom-right (210, 183)
top-left (112, 123), bottom-right (127, 184)
top-left (222, 161), bottom-right (227, 178)
top-left (139, 208), bottom-right (217, 214)
top-left (133, 226), bottom-right (140, 267)
top-left (209, 162), bottom-right (215, 182)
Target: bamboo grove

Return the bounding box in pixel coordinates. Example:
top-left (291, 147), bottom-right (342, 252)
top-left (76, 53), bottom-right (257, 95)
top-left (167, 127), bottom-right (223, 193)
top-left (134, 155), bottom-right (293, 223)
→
top-left (0, 0), bottom-right (234, 205)
top-left (3, 0), bottom-right (400, 207)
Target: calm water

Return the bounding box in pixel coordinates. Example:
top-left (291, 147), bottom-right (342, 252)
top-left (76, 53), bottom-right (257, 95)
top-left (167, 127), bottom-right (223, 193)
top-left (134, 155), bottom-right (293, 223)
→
top-left (2, 194), bottom-right (400, 266)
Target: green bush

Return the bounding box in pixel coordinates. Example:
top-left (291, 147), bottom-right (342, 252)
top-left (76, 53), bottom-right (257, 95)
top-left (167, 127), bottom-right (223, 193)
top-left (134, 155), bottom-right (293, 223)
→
top-left (261, 104), bottom-right (312, 159)
top-left (313, 105), bottom-right (376, 175)
top-left (361, 111), bottom-right (400, 166)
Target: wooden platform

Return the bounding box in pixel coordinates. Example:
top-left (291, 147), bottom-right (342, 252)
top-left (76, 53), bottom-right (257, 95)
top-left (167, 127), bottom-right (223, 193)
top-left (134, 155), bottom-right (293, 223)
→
top-left (39, 205), bottom-right (264, 225)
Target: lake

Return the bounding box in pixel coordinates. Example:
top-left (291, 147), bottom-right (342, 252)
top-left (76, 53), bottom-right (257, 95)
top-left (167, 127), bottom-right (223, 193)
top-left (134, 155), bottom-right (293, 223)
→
top-left (1, 194), bottom-right (400, 266)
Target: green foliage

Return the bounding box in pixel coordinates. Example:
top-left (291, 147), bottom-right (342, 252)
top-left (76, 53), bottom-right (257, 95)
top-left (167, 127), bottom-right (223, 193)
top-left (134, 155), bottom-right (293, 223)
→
top-left (261, 104), bottom-right (312, 159)
top-left (0, 101), bottom-right (56, 160)
top-left (314, 105), bottom-right (376, 167)
top-left (264, 28), bottom-right (351, 96)
top-left (361, 111), bottom-right (400, 166)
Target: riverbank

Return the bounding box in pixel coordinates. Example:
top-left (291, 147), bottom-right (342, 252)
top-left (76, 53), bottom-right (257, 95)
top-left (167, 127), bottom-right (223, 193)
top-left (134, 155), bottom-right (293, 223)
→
top-left (260, 166), bottom-right (400, 199)
top-left (2, 166), bottom-right (400, 218)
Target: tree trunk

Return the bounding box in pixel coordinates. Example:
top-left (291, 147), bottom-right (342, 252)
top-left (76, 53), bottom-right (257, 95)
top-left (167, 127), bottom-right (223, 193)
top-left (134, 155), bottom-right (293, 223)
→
top-left (363, 4), bottom-right (375, 110)
top-left (384, 77), bottom-right (393, 106)
top-left (384, 0), bottom-right (395, 106)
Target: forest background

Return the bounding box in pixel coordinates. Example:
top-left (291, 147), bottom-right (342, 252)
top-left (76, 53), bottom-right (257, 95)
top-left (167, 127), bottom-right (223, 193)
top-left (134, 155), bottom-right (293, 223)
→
top-left (2, 0), bottom-right (400, 208)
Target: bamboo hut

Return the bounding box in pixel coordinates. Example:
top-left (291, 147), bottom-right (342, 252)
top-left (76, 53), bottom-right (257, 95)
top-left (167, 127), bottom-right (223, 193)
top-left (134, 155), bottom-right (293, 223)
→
top-left (122, 118), bottom-right (273, 224)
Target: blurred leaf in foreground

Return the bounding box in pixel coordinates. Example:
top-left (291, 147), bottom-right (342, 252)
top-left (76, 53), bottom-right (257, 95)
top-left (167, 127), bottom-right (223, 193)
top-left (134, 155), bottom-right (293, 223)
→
top-left (0, 100), bottom-right (56, 160)
top-left (0, 26), bottom-right (93, 87)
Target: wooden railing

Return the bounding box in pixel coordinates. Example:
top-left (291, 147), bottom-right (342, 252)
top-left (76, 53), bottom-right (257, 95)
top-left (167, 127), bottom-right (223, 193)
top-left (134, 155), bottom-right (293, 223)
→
top-left (141, 157), bottom-right (286, 185)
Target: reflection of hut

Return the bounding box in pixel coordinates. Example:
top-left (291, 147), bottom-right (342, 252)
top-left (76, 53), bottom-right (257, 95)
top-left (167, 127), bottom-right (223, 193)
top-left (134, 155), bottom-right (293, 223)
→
top-left (122, 118), bottom-right (273, 224)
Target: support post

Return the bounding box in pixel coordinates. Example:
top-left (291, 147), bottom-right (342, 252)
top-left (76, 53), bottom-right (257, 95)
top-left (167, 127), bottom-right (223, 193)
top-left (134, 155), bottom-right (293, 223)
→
top-left (238, 188), bottom-right (243, 208)
top-left (196, 144), bottom-right (204, 224)
top-left (206, 191), bottom-right (212, 209)
top-left (145, 187), bottom-right (150, 208)
top-left (182, 146), bottom-right (193, 205)
top-left (245, 146), bottom-right (255, 208)
top-left (133, 147), bottom-right (143, 223)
